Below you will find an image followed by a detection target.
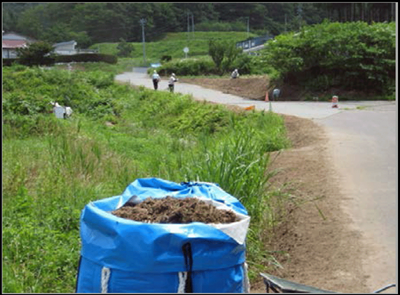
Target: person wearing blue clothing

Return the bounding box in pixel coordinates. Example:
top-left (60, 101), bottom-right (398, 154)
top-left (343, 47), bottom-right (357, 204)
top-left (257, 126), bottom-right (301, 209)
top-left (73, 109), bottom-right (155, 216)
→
top-left (273, 88), bottom-right (281, 100)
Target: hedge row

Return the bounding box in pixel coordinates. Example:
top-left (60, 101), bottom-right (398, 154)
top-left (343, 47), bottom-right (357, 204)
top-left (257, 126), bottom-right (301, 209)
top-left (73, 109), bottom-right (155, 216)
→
top-left (3, 53), bottom-right (117, 67)
top-left (55, 53), bottom-right (117, 64)
top-left (154, 54), bottom-right (259, 77)
top-left (3, 58), bottom-right (18, 66)
top-left (156, 58), bottom-right (218, 76)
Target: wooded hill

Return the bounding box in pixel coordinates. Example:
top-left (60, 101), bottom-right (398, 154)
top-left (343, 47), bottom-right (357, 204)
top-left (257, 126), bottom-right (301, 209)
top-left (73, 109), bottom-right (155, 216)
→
top-left (3, 3), bottom-right (396, 48)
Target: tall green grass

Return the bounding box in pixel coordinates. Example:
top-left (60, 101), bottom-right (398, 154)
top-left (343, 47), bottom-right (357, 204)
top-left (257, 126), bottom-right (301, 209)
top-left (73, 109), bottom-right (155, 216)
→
top-left (3, 63), bottom-right (290, 292)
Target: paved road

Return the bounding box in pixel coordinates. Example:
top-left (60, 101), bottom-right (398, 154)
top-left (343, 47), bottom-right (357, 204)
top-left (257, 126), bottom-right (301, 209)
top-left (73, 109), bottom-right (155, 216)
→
top-left (116, 68), bottom-right (394, 119)
top-left (316, 107), bottom-right (397, 292)
top-left (115, 69), bottom-right (397, 291)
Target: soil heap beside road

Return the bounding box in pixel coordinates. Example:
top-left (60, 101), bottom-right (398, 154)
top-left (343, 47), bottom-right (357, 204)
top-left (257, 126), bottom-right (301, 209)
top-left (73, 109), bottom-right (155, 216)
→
top-left (179, 76), bottom-right (270, 100)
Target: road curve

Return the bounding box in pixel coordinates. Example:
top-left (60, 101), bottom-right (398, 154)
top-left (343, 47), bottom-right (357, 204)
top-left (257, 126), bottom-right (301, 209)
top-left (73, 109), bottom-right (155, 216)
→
top-left (115, 69), bottom-right (398, 292)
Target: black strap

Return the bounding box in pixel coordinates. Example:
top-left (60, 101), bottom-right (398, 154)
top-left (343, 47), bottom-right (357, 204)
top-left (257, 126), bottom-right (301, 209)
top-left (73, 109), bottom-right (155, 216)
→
top-left (182, 242), bottom-right (193, 293)
top-left (75, 255), bottom-right (82, 292)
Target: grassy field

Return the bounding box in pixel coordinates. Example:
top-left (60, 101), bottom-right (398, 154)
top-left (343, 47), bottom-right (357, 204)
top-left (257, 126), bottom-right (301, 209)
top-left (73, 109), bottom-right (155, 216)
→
top-left (2, 62), bottom-right (290, 292)
top-left (92, 31), bottom-right (256, 64)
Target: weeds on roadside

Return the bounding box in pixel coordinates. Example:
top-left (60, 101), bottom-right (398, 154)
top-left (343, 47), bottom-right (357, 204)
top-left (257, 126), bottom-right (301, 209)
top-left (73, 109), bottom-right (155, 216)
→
top-left (3, 63), bottom-right (290, 292)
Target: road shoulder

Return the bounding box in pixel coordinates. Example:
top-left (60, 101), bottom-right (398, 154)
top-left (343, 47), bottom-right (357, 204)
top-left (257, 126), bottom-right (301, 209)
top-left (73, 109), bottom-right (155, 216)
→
top-left (263, 115), bottom-right (369, 293)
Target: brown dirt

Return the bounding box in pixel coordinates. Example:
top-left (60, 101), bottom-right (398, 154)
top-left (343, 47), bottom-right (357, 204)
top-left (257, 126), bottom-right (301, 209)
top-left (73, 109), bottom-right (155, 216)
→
top-left (180, 76), bottom-right (270, 101)
top-left (255, 115), bottom-right (369, 293)
top-left (179, 77), bottom-right (370, 293)
top-left (112, 196), bottom-right (239, 224)
top-left (179, 76), bottom-right (312, 101)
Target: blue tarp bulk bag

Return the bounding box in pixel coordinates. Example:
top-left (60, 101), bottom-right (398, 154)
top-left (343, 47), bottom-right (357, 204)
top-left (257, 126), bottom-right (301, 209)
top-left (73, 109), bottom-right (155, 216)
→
top-left (76, 178), bottom-right (251, 293)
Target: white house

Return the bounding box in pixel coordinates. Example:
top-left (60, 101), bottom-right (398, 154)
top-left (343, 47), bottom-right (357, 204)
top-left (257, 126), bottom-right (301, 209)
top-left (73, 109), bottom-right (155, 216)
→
top-left (52, 40), bottom-right (98, 55)
top-left (53, 40), bottom-right (77, 55)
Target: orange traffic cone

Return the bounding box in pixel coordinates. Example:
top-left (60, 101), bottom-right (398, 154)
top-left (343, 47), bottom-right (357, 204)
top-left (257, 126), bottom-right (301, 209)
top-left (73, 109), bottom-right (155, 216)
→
top-left (265, 91), bottom-right (269, 102)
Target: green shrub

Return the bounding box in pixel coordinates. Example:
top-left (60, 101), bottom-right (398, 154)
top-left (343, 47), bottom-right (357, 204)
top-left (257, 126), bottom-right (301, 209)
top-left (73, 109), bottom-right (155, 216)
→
top-left (261, 21), bottom-right (396, 95)
top-left (208, 39), bottom-right (242, 75)
top-left (16, 41), bottom-right (56, 67)
top-left (2, 58), bottom-right (19, 66)
top-left (55, 53), bottom-right (117, 64)
top-left (116, 38), bottom-right (135, 57)
top-left (232, 54), bottom-right (253, 75)
top-left (157, 57), bottom-right (217, 76)
top-left (160, 55), bottom-right (172, 62)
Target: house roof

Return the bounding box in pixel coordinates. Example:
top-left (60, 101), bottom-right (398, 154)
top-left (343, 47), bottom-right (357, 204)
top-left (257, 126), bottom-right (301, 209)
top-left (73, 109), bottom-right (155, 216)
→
top-left (2, 39), bottom-right (27, 49)
top-left (3, 32), bottom-right (35, 42)
top-left (53, 40), bottom-right (77, 47)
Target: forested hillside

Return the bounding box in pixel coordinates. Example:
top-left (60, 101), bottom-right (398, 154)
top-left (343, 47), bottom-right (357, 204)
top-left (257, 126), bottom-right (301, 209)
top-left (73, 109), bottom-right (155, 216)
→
top-left (3, 3), bottom-right (396, 48)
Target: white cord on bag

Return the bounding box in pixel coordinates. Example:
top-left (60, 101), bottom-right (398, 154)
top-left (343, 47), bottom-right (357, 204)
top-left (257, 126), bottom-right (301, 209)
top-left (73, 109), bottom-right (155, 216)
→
top-left (177, 271), bottom-right (188, 293)
top-left (101, 267), bottom-right (111, 293)
top-left (243, 262), bottom-right (250, 293)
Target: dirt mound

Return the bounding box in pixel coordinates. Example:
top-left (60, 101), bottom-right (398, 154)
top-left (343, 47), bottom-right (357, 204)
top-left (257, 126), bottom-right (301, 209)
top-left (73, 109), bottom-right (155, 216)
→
top-left (180, 76), bottom-right (270, 100)
top-left (180, 76), bottom-right (360, 102)
top-left (112, 196), bottom-right (239, 224)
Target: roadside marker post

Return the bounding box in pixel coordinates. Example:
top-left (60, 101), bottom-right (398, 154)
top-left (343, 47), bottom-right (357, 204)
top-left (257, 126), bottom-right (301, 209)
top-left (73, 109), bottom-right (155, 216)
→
top-left (265, 91), bottom-right (273, 112)
top-left (265, 90), bottom-right (272, 112)
top-left (332, 95), bottom-right (339, 108)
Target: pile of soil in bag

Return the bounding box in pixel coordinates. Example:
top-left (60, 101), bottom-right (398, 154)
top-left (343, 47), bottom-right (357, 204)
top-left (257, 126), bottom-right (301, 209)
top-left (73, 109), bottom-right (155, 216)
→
top-left (112, 196), bottom-right (239, 224)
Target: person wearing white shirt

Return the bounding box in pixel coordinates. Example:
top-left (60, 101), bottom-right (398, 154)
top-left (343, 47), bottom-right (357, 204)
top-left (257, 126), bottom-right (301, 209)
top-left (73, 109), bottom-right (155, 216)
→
top-left (231, 69), bottom-right (239, 79)
top-left (152, 70), bottom-right (161, 90)
top-left (168, 73), bottom-right (178, 93)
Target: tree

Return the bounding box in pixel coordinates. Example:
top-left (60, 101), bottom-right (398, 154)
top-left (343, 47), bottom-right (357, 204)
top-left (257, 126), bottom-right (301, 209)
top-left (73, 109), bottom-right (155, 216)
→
top-left (2, 3), bottom-right (40, 32)
top-left (17, 41), bottom-right (55, 66)
top-left (209, 40), bottom-right (242, 75)
top-left (116, 38), bottom-right (135, 57)
top-left (261, 21), bottom-right (395, 94)
top-left (5, 2), bottom-right (395, 48)
top-left (222, 42), bottom-right (242, 73)
top-left (208, 39), bottom-right (225, 75)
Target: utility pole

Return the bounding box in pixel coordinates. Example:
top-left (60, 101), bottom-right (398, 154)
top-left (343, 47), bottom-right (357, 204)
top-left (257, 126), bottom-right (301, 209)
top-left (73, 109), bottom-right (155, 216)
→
top-left (187, 11), bottom-right (194, 39)
top-left (351, 3), bottom-right (354, 22)
top-left (297, 4), bottom-right (303, 31)
top-left (187, 11), bottom-right (190, 41)
top-left (191, 13), bottom-right (194, 38)
top-left (139, 18), bottom-right (146, 65)
top-left (284, 14), bottom-right (287, 33)
top-left (392, 3), bottom-right (395, 22)
top-left (246, 16), bottom-right (249, 38)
